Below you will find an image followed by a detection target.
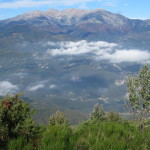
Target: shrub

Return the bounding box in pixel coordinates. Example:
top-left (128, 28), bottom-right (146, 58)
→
top-left (48, 111), bottom-right (70, 126)
top-left (0, 94), bottom-right (41, 149)
top-left (39, 125), bottom-right (72, 150)
top-left (7, 137), bottom-right (32, 150)
top-left (90, 103), bottom-right (106, 124)
top-left (74, 121), bottom-right (150, 150)
top-left (107, 112), bottom-right (122, 122)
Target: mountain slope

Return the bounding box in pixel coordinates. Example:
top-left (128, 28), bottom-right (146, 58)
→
top-left (0, 8), bottom-right (149, 43)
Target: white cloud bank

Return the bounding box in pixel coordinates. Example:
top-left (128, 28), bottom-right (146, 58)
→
top-left (48, 40), bottom-right (117, 55)
top-left (47, 40), bottom-right (150, 63)
top-left (99, 49), bottom-right (150, 63)
top-left (0, 81), bottom-right (18, 95)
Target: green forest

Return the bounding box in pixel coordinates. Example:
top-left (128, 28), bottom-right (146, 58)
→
top-left (0, 65), bottom-right (150, 150)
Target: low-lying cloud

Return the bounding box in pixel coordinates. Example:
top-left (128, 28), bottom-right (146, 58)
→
top-left (48, 40), bottom-right (117, 55)
top-left (47, 40), bottom-right (150, 63)
top-left (49, 84), bottom-right (57, 89)
top-left (0, 81), bottom-right (18, 95)
top-left (98, 49), bottom-right (150, 63)
top-left (28, 84), bottom-right (44, 91)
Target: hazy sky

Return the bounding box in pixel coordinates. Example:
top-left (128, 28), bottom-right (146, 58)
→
top-left (0, 0), bottom-right (150, 20)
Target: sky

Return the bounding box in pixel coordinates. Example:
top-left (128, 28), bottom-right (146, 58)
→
top-left (0, 0), bottom-right (150, 20)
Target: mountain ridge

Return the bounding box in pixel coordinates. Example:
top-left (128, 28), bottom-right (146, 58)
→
top-left (1, 8), bottom-right (113, 21)
top-left (0, 8), bottom-right (150, 49)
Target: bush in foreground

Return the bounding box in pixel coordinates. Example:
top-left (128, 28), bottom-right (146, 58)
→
top-left (0, 94), bottom-right (42, 149)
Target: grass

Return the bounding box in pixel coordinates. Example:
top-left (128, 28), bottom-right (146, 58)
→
top-left (6, 120), bottom-right (149, 150)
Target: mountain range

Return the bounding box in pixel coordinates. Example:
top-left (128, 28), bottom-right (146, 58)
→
top-left (0, 8), bottom-right (150, 45)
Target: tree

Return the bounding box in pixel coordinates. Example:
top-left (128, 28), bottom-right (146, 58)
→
top-left (48, 111), bottom-right (70, 126)
top-left (125, 65), bottom-right (150, 120)
top-left (0, 93), bottom-right (41, 143)
top-left (90, 103), bottom-right (106, 123)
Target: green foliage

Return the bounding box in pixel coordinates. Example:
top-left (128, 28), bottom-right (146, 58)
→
top-left (48, 111), bottom-right (70, 126)
top-left (75, 138), bottom-right (89, 150)
top-left (0, 94), bottom-right (41, 149)
top-left (90, 103), bottom-right (106, 123)
top-left (0, 118), bottom-right (8, 144)
top-left (7, 137), bottom-right (32, 150)
top-left (0, 94), bottom-right (150, 150)
top-left (39, 125), bottom-right (72, 150)
top-left (73, 121), bottom-right (150, 150)
top-left (107, 112), bottom-right (122, 122)
top-left (125, 65), bottom-right (150, 120)
top-left (37, 120), bottom-right (150, 150)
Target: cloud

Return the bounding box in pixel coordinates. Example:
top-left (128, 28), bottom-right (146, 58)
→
top-left (0, 81), bottom-right (18, 95)
top-left (28, 84), bottom-right (44, 91)
top-left (97, 49), bottom-right (150, 63)
top-left (27, 81), bottom-right (56, 91)
top-left (47, 40), bottom-right (150, 63)
top-left (102, 2), bottom-right (117, 7)
top-left (0, 0), bottom-right (107, 9)
top-left (28, 82), bottom-right (45, 92)
top-left (49, 84), bottom-right (57, 89)
top-left (48, 40), bottom-right (117, 56)
top-left (131, 18), bottom-right (149, 20)
top-left (27, 80), bottom-right (48, 91)
top-left (78, 3), bottom-right (88, 9)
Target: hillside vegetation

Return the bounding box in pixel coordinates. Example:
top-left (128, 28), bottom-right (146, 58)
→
top-left (0, 95), bottom-right (149, 150)
top-left (0, 65), bottom-right (149, 150)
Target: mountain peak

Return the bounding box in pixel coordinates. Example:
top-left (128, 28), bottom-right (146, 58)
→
top-left (44, 8), bottom-right (89, 18)
top-left (46, 9), bottom-right (59, 14)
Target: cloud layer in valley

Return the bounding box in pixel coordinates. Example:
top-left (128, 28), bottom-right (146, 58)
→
top-left (47, 40), bottom-right (150, 63)
top-left (0, 81), bottom-right (18, 95)
top-left (27, 81), bottom-right (56, 91)
top-left (28, 84), bottom-right (44, 91)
